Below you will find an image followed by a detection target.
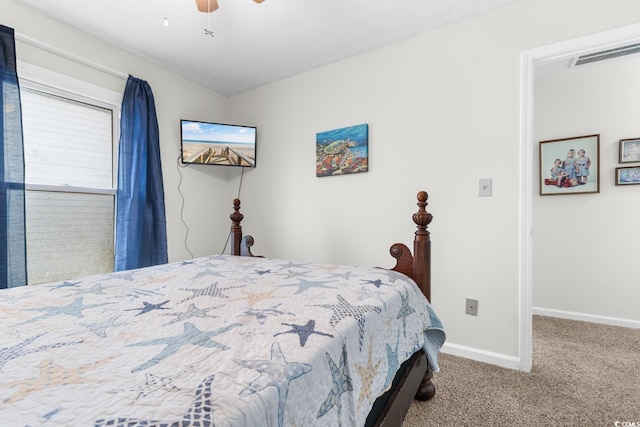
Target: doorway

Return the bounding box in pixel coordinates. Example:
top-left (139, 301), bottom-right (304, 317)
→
top-left (520, 23), bottom-right (640, 372)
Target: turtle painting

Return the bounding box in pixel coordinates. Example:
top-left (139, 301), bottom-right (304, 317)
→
top-left (316, 124), bottom-right (368, 177)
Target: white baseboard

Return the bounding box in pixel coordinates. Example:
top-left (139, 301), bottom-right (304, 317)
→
top-left (532, 307), bottom-right (640, 329)
top-left (440, 342), bottom-right (522, 371)
top-left (440, 309), bottom-right (639, 373)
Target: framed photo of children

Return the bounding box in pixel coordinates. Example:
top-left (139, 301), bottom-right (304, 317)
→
top-left (619, 138), bottom-right (640, 163)
top-left (539, 134), bottom-right (600, 196)
top-left (615, 166), bottom-right (640, 185)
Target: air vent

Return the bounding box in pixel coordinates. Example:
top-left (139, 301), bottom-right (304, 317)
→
top-left (574, 43), bottom-right (640, 66)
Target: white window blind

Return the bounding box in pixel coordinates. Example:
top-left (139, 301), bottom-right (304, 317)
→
top-left (25, 192), bottom-right (114, 284)
top-left (22, 90), bottom-right (113, 188)
top-left (21, 87), bottom-right (116, 285)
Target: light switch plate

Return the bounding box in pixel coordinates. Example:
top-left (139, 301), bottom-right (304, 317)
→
top-left (466, 298), bottom-right (479, 316)
top-left (479, 178), bottom-right (492, 197)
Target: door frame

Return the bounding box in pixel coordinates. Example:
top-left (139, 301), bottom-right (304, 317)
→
top-left (519, 23), bottom-right (640, 372)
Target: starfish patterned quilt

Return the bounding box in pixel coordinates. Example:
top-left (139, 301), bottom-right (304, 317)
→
top-left (0, 255), bottom-right (445, 426)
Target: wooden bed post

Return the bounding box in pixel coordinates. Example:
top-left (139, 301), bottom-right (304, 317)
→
top-left (388, 191), bottom-right (436, 402)
top-left (412, 191), bottom-right (435, 401)
top-left (389, 191), bottom-right (432, 302)
top-left (229, 199), bottom-right (243, 256)
top-left (229, 199), bottom-right (259, 257)
top-left (412, 191), bottom-right (432, 302)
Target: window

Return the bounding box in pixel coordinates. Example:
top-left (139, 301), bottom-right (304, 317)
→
top-left (18, 63), bottom-right (121, 285)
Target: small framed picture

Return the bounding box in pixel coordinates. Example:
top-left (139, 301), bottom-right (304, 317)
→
top-left (316, 123), bottom-right (368, 177)
top-left (619, 138), bottom-right (640, 163)
top-left (615, 166), bottom-right (640, 185)
top-left (539, 134), bottom-right (600, 196)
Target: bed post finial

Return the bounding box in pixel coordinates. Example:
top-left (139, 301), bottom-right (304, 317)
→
top-left (230, 198), bottom-right (244, 256)
top-left (413, 191), bottom-right (432, 237)
top-left (412, 191), bottom-right (432, 302)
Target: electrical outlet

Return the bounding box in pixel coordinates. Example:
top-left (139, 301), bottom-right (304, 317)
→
top-left (466, 298), bottom-right (478, 316)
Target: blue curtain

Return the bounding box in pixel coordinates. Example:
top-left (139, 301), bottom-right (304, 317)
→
top-left (115, 76), bottom-right (168, 271)
top-left (0, 25), bottom-right (27, 289)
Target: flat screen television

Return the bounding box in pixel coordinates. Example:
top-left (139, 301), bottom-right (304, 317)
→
top-left (180, 119), bottom-right (257, 167)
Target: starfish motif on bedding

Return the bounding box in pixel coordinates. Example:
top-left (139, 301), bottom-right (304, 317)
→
top-left (190, 268), bottom-right (228, 280)
top-left (72, 282), bottom-right (107, 295)
top-left (178, 282), bottom-right (245, 303)
top-left (275, 261), bottom-right (311, 270)
top-left (380, 269), bottom-right (408, 284)
top-left (236, 303), bottom-right (294, 325)
top-left (111, 271), bottom-right (137, 281)
top-left (125, 287), bottom-right (164, 301)
top-left (277, 278), bottom-right (337, 295)
top-left (362, 278), bottom-right (387, 288)
top-left (3, 357), bottom-right (111, 404)
top-left (95, 374), bottom-right (216, 427)
top-left (382, 332), bottom-right (400, 392)
top-left (317, 345), bottom-right (352, 427)
top-left (0, 334), bottom-right (81, 371)
top-left (316, 264), bottom-right (342, 273)
top-left (109, 372), bottom-right (182, 401)
top-left (127, 322), bottom-right (241, 372)
top-left (80, 315), bottom-right (125, 338)
top-left (19, 296), bottom-right (113, 324)
top-left (277, 270), bottom-right (310, 280)
top-left (234, 288), bottom-right (278, 307)
top-left (161, 303), bottom-right (222, 325)
top-left (235, 342), bottom-right (312, 427)
top-left (355, 337), bottom-right (382, 412)
top-left (125, 300), bottom-right (170, 316)
top-left (273, 261), bottom-right (313, 279)
top-left (142, 273), bottom-right (179, 285)
top-left (273, 319), bottom-right (334, 347)
top-left (334, 270), bottom-right (356, 281)
top-left (354, 286), bottom-right (388, 310)
top-left (0, 291), bottom-right (29, 305)
top-left (396, 289), bottom-right (416, 336)
top-left (43, 408), bottom-right (62, 421)
top-left (310, 294), bottom-right (381, 349)
top-left (47, 280), bottom-right (80, 290)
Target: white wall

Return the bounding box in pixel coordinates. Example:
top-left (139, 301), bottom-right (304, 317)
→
top-left (3, 1), bottom-right (236, 263)
top-left (229, 0), bottom-right (640, 365)
top-left (534, 56), bottom-right (640, 324)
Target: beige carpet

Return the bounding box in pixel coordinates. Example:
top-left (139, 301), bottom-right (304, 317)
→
top-left (403, 316), bottom-right (640, 426)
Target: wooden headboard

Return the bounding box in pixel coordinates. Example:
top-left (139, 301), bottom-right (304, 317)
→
top-left (229, 191), bottom-right (433, 302)
top-left (229, 198), bottom-right (259, 257)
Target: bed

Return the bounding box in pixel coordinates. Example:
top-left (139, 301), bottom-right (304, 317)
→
top-left (0, 191), bottom-right (445, 426)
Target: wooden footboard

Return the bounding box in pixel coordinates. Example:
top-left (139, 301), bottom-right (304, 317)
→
top-left (228, 191), bottom-right (437, 422)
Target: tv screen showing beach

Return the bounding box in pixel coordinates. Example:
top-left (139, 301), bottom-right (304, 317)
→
top-left (180, 120), bottom-right (256, 167)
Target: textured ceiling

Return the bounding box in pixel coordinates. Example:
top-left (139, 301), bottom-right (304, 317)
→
top-left (15, 0), bottom-right (523, 96)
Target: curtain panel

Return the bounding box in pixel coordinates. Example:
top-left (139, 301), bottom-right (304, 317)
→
top-left (0, 25), bottom-right (27, 288)
top-left (114, 76), bottom-right (168, 271)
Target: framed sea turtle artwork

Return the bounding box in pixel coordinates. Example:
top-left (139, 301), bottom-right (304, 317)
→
top-left (316, 123), bottom-right (368, 177)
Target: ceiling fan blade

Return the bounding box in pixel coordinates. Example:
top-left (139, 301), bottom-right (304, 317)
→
top-left (195, 0), bottom-right (219, 13)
